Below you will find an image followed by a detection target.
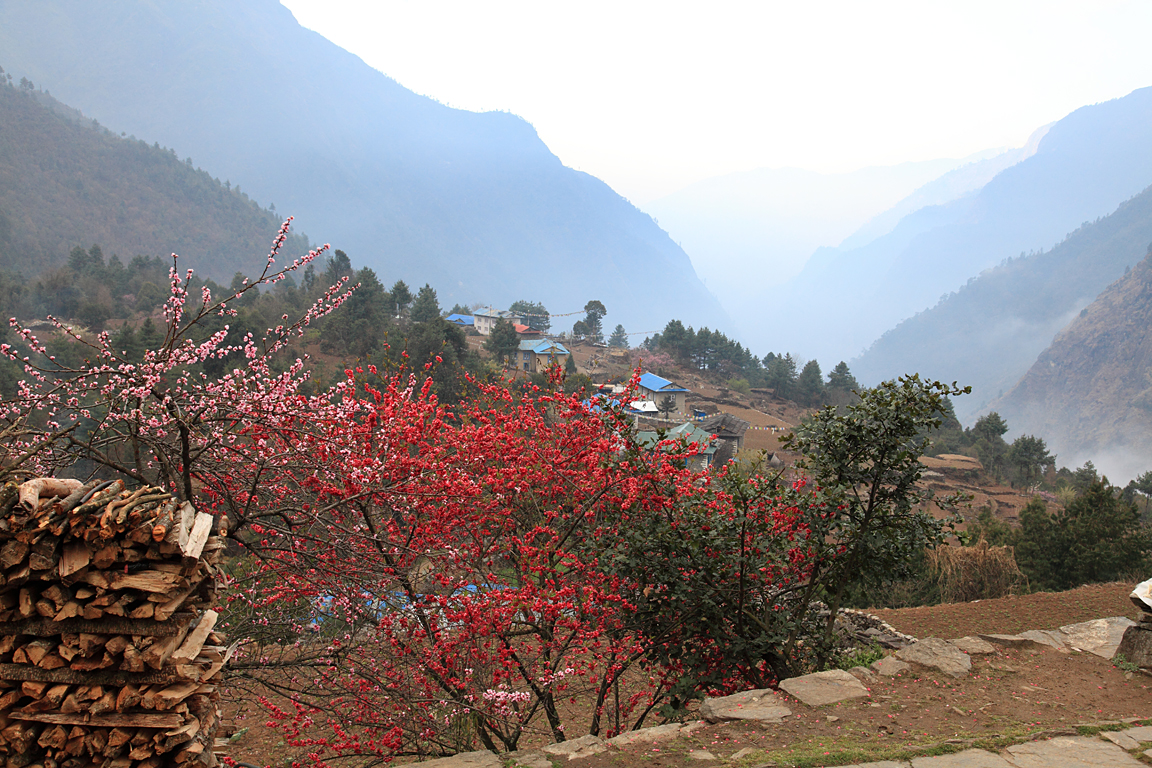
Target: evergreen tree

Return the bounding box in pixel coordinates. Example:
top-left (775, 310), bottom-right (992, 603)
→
top-left (390, 280), bottom-right (413, 311)
top-left (485, 318), bottom-right (520, 367)
top-left (581, 300), bottom-right (607, 344)
top-left (447, 303), bottom-right (472, 316)
top-left (410, 283), bottom-right (440, 323)
top-left (565, 352), bottom-right (577, 375)
top-left (608, 324), bottom-right (628, 348)
top-left (765, 353), bottom-right (798, 400)
top-left (826, 361), bottom-right (859, 392)
top-left (796, 360), bottom-right (824, 406)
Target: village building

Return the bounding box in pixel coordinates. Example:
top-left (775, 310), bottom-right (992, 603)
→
top-left (473, 307), bottom-right (523, 335)
top-left (516, 339), bottom-right (570, 373)
top-left (636, 372), bottom-right (691, 415)
top-left (445, 314), bottom-right (474, 328)
top-left (636, 422), bottom-right (718, 471)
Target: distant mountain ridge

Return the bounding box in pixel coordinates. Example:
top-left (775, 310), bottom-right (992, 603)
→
top-left (767, 85), bottom-right (1152, 367)
top-left (0, 83), bottom-right (308, 279)
top-left (993, 247), bottom-right (1152, 482)
top-left (853, 183), bottom-right (1152, 422)
top-left (0, 0), bottom-right (728, 333)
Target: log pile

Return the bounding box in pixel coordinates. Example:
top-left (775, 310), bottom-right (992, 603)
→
top-left (0, 478), bottom-right (230, 768)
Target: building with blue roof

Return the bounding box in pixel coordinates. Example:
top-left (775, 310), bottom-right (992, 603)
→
top-left (515, 339), bottom-right (570, 373)
top-left (637, 371), bottom-right (691, 415)
top-left (445, 314), bottom-right (474, 327)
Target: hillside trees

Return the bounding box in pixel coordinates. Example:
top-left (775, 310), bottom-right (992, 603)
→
top-left (509, 299), bottom-right (549, 332)
top-left (608, 324), bottom-right (628, 348)
top-left (580, 300), bottom-right (607, 343)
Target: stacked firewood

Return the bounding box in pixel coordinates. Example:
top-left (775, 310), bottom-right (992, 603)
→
top-left (0, 478), bottom-right (230, 768)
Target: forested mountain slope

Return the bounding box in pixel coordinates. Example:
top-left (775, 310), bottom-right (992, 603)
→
top-left (0, 0), bottom-right (727, 332)
top-left (0, 83), bottom-right (307, 279)
top-left (768, 85), bottom-right (1152, 365)
top-left (853, 183), bottom-right (1152, 421)
top-left (993, 247), bottom-right (1152, 480)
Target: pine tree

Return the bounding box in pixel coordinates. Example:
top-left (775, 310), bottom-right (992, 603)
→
top-left (410, 284), bottom-right (440, 323)
top-left (608, 324), bottom-right (628, 348)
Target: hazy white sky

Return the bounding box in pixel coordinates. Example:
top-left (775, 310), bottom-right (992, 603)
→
top-left (281, 0), bottom-right (1152, 204)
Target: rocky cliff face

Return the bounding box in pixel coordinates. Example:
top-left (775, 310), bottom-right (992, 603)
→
top-left (994, 248), bottom-right (1152, 479)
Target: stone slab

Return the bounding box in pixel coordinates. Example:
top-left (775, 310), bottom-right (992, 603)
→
top-left (779, 668), bottom-right (872, 706)
top-left (978, 634), bottom-right (1032, 647)
top-left (909, 749), bottom-right (1012, 767)
top-left (503, 751), bottom-right (552, 768)
top-left (897, 637), bottom-right (972, 678)
top-left (699, 688), bottom-right (792, 723)
top-left (1115, 625), bottom-right (1152, 667)
top-left (849, 664), bottom-right (878, 683)
top-left (687, 749), bottom-right (716, 760)
top-left (1125, 725), bottom-right (1152, 741)
top-left (393, 751), bottom-right (502, 768)
top-left (1018, 630), bottom-right (1066, 651)
top-left (1058, 617), bottom-right (1136, 659)
top-left (847, 762), bottom-right (910, 768)
top-left (1005, 735), bottom-right (1144, 767)
top-left (605, 722), bottom-right (681, 747)
top-left (872, 656), bottom-right (912, 676)
top-left (1100, 730), bottom-right (1141, 750)
top-left (541, 735), bottom-right (607, 760)
top-left (728, 747), bottom-right (763, 760)
top-left (950, 636), bottom-right (996, 655)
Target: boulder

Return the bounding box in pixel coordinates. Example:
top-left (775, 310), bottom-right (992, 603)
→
top-left (541, 735), bottom-right (607, 761)
top-left (1115, 625), bottom-right (1152, 668)
top-left (687, 750), bottom-right (717, 761)
top-left (896, 637), bottom-right (972, 678)
top-left (949, 636), bottom-right (995, 655)
top-left (699, 689), bottom-right (792, 723)
top-left (871, 656), bottom-right (912, 676)
top-left (779, 669), bottom-right (871, 706)
top-left (848, 665), bottom-right (878, 683)
top-left (1058, 617), bottom-right (1135, 658)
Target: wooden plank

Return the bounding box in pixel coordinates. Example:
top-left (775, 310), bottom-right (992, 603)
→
top-left (0, 613), bottom-right (194, 637)
top-left (8, 710), bottom-right (183, 729)
top-left (0, 663), bottom-right (194, 687)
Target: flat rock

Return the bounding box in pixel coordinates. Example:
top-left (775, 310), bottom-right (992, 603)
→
top-left (393, 751), bottom-right (502, 768)
top-left (605, 723), bottom-right (681, 747)
top-left (699, 688), bottom-right (792, 723)
top-left (909, 750), bottom-right (1012, 767)
top-left (1059, 617), bottom-right (1136, 658)
top-left (729, 747), bottom-right (762, 760)
top-left (687, 749), bottom-right (716, 761)
top-left (1018, 629), bottom-right (1067, 651)
top-left (679, 720), bottom-right (707, 736)
top-left (1005, 734), bottom-right (1143, 766)
top-left (1125, 725), bottom-right (1152, 741)
top-left (541, 735), bottom-right (607, 760)
top-left (871, 656), bottom-right (912, 676)
top-left (1101, 730), bottom-right (1142, 750)
top-left (779, 669), bottom-right (871, 706)
top-left (977, 633), bottom-right (1032, 647)
top-left (1115, 625), bottom-right (1152, 667)
top-left (896, 637), bottom-right (972, 678)
top-left (848, 665), bottom-right (878, 682)
top-left (848, 762), bottom-right (910, 768)
top-left (949, 636), bottom-right (995, 655)
top-left (503, 751), bottom-right (552, 768)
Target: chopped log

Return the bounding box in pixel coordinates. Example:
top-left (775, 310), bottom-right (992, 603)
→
top-left (28, 537), bottom-right (60, 572)
top-left (76, 636), bottom-right (105, 657)
top-left (0, 542), bottom-right (29, 571)
top-left (17, 481), bottom-right (83, 512)
top-left (90, 546), bottom-right (117, 571)
top-left (128, 603), bottom-right (154, 620)
top-left (51, 602), bottom-right (80, 623)
top-left (37, 654), bottom-right (67, 671)
top-left (68, 653), bottom-right (113, 672)
top-left (17, 589), bottom-right (35, 619)
top-left (81, 570), bottom-right (186, 594)
top-left (58, 692), bottom-right (82, 715)
top-left (105, 728), bottom-right (134, 750)
top-left (114, 687), bottom-right (140, 713)
top-left (56, 546), bottom-right (88, 581)
top-left (180, 514), bottom-right (213, 565)
top-left (20, 682), bottom-right (48, 698)
top-left (20, 640), bottom-right (55, 666)
top-left (37, 725), bottom-right (67, 750)
top-left (8, 712), bottom-right (183, 729)
top-left (169, 612), bottom-right (217, 666)
top-left (0, 483), bottom-right (18, 517)
top-left (87, 691), bottom-right (115, 716)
